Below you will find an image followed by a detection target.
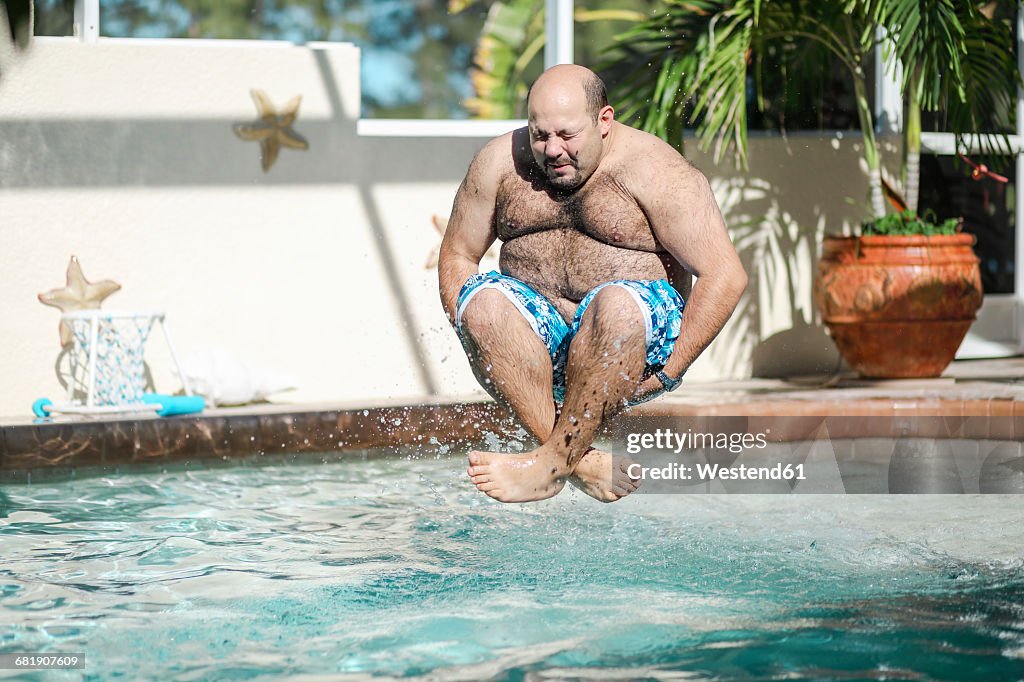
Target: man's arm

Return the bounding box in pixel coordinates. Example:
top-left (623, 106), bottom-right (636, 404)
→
top-left (438, 138), bottom-right (503, 324)
top-left (635, 142), bottom-right (747, 384)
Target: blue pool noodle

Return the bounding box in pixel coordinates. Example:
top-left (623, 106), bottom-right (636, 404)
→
top-left (142, 393), bottom-right (206, 417)
top-left (32, 397), bottom-right (53, 417)
top-left (31, 395), bottom-right (204, 418)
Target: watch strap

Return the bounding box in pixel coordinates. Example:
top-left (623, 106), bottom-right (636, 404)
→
top-left (656, 369), bottom-right (683, 392)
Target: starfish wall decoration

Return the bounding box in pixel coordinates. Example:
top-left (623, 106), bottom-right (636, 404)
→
top-left (233, 89), bottom-right (309, 173)
top-left (425, 214), bottom-right (499, 269)
top-left (38, 256), bottom-right (121, 346)
top-left (424, 214), bottom-right (448, 269)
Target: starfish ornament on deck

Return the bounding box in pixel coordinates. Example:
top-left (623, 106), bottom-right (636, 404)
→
top-left (38, 256), bottom-right (121, 346)
top-left (233, 89), bottom-right (309, 173)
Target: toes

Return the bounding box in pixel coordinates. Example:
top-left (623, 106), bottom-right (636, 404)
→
top-left (610, 476), bottom-right (638, 497)
top-left (614, 466), bottom-right (638, 483)
top-left (467, 465), bottom-right (490, 477)
top-left (604, 488), bottom-right (625, 502)
top-left (470, 474), bottom-right (491, 485)
top-left (613, 470), bottom-right (636, 486)
top-left (467, 451), bottom-right (485, 466)
top-left (614, 471), bottom-right (639, 489)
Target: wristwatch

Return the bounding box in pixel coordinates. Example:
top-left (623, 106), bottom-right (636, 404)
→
top-left (656, 369), bottom-right (684, 392)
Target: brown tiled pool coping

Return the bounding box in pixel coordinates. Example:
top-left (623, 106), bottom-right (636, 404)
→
top-left (2, 396), bottom-right (1021, 476)
top-left (0, 401), bottom-right (512, 474)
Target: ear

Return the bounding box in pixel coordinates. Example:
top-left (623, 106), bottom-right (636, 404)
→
top-left (598, 105), bottom-right (614, 136)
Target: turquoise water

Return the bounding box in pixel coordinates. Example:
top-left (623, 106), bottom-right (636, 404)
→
top-left (1, 454), bottom-right (1023, 681)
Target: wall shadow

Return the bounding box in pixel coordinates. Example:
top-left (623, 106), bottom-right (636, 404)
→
top-left (701, 142), bottom-right (870, 378)
top-left (0, 119), bottom-right (483, 188)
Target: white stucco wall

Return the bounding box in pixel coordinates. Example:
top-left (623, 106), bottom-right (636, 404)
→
top-left (0, 38), bottom-right (879, 418)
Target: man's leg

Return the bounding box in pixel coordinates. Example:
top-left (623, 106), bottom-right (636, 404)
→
top-left (458, 287), bottom-right (558, 451)
top-left (468, 285), bottom-right (646, 502)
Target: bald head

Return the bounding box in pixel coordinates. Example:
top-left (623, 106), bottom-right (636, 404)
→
top-left (525, 65), bottom-right (614, 191)
top-left (528, 65), bottom-right (609, 124)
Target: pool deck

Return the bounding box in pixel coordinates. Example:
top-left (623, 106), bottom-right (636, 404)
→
top-left (2, 357), bottom-right (1022, 477)
top-left (647, 356), bottom-right (1024, 416)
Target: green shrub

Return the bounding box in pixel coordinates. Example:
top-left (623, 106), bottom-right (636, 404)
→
top-left (861, 210), bottom-right (960, 236)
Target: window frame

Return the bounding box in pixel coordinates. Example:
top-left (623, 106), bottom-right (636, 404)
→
top-left (73, 0), bottom-right (540, 134)
top-left (75, 0), bottom-right (897, 138)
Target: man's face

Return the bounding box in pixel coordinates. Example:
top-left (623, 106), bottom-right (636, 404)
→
top-left (528, 94), bottom-right (610, 191)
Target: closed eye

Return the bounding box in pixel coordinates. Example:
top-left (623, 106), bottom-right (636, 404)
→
top-left (531, 129), bottom-right (579, 141)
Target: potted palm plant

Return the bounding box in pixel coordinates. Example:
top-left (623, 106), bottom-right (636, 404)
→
top-left (606, 0), bottom-right (1017, 378)
top-left (815, 210), bottom-right (983, 377)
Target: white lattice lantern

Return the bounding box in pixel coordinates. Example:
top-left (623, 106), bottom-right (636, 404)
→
top-left (39, 310), bottom-right (199, 416)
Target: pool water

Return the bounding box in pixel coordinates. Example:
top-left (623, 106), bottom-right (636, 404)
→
top-left (1, 454), bottom-right (1023, 681)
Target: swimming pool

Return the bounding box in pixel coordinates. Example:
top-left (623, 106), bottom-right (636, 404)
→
top-left (2, 453), bottom-right (1023, 680)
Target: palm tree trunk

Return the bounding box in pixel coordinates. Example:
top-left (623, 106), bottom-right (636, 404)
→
top-left (852, 65), bottom-right (886, 218)
top-left (903, 77), bottom-right (921, 214)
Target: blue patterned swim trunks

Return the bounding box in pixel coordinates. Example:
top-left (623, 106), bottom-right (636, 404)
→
top-left (455, 271), bottom-right (685, 405)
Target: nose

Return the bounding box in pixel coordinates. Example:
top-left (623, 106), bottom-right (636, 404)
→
top-left (544, 138), bottom-right (565, 160)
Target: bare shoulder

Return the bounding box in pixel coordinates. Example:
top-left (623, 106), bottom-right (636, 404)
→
top-left (612, 123), bottom-right (707, 194)
top-left (610, 123), bottom-right (724, 257)
top-left (463, 130), bottom-right (517, 194)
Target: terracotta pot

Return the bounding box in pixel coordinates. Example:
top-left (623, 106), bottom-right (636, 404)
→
top-left (813, 234), bottom-right (983, 378)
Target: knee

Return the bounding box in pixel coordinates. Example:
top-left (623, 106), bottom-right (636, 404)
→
top-left (582, 286), bottom-right (644, 336)
top-left (460, 288), bottom-right (512, 340)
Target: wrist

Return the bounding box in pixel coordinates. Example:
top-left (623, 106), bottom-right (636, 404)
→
top-left (656, 368), bottom-right (686, 392)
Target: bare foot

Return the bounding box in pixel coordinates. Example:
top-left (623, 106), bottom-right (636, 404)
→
top-left (466, 449), bottom-right (568, 503)
top-left (567, 449), bottom-right (641, 503)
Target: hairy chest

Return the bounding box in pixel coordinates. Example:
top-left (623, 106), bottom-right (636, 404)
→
top-left (494, 172), bottom-right (657, 251)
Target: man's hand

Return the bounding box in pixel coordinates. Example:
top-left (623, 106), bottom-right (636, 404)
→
top-left (629, 374), bottom-right (666, 403)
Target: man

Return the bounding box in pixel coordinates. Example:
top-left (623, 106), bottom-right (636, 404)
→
top-left (438, 64), bottom-right (746, 504)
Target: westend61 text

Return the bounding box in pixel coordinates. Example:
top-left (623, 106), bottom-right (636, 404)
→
top-left (625, 428), bottom-right (768, 454)
top-left (626, 462), bottom-right (807, 482)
